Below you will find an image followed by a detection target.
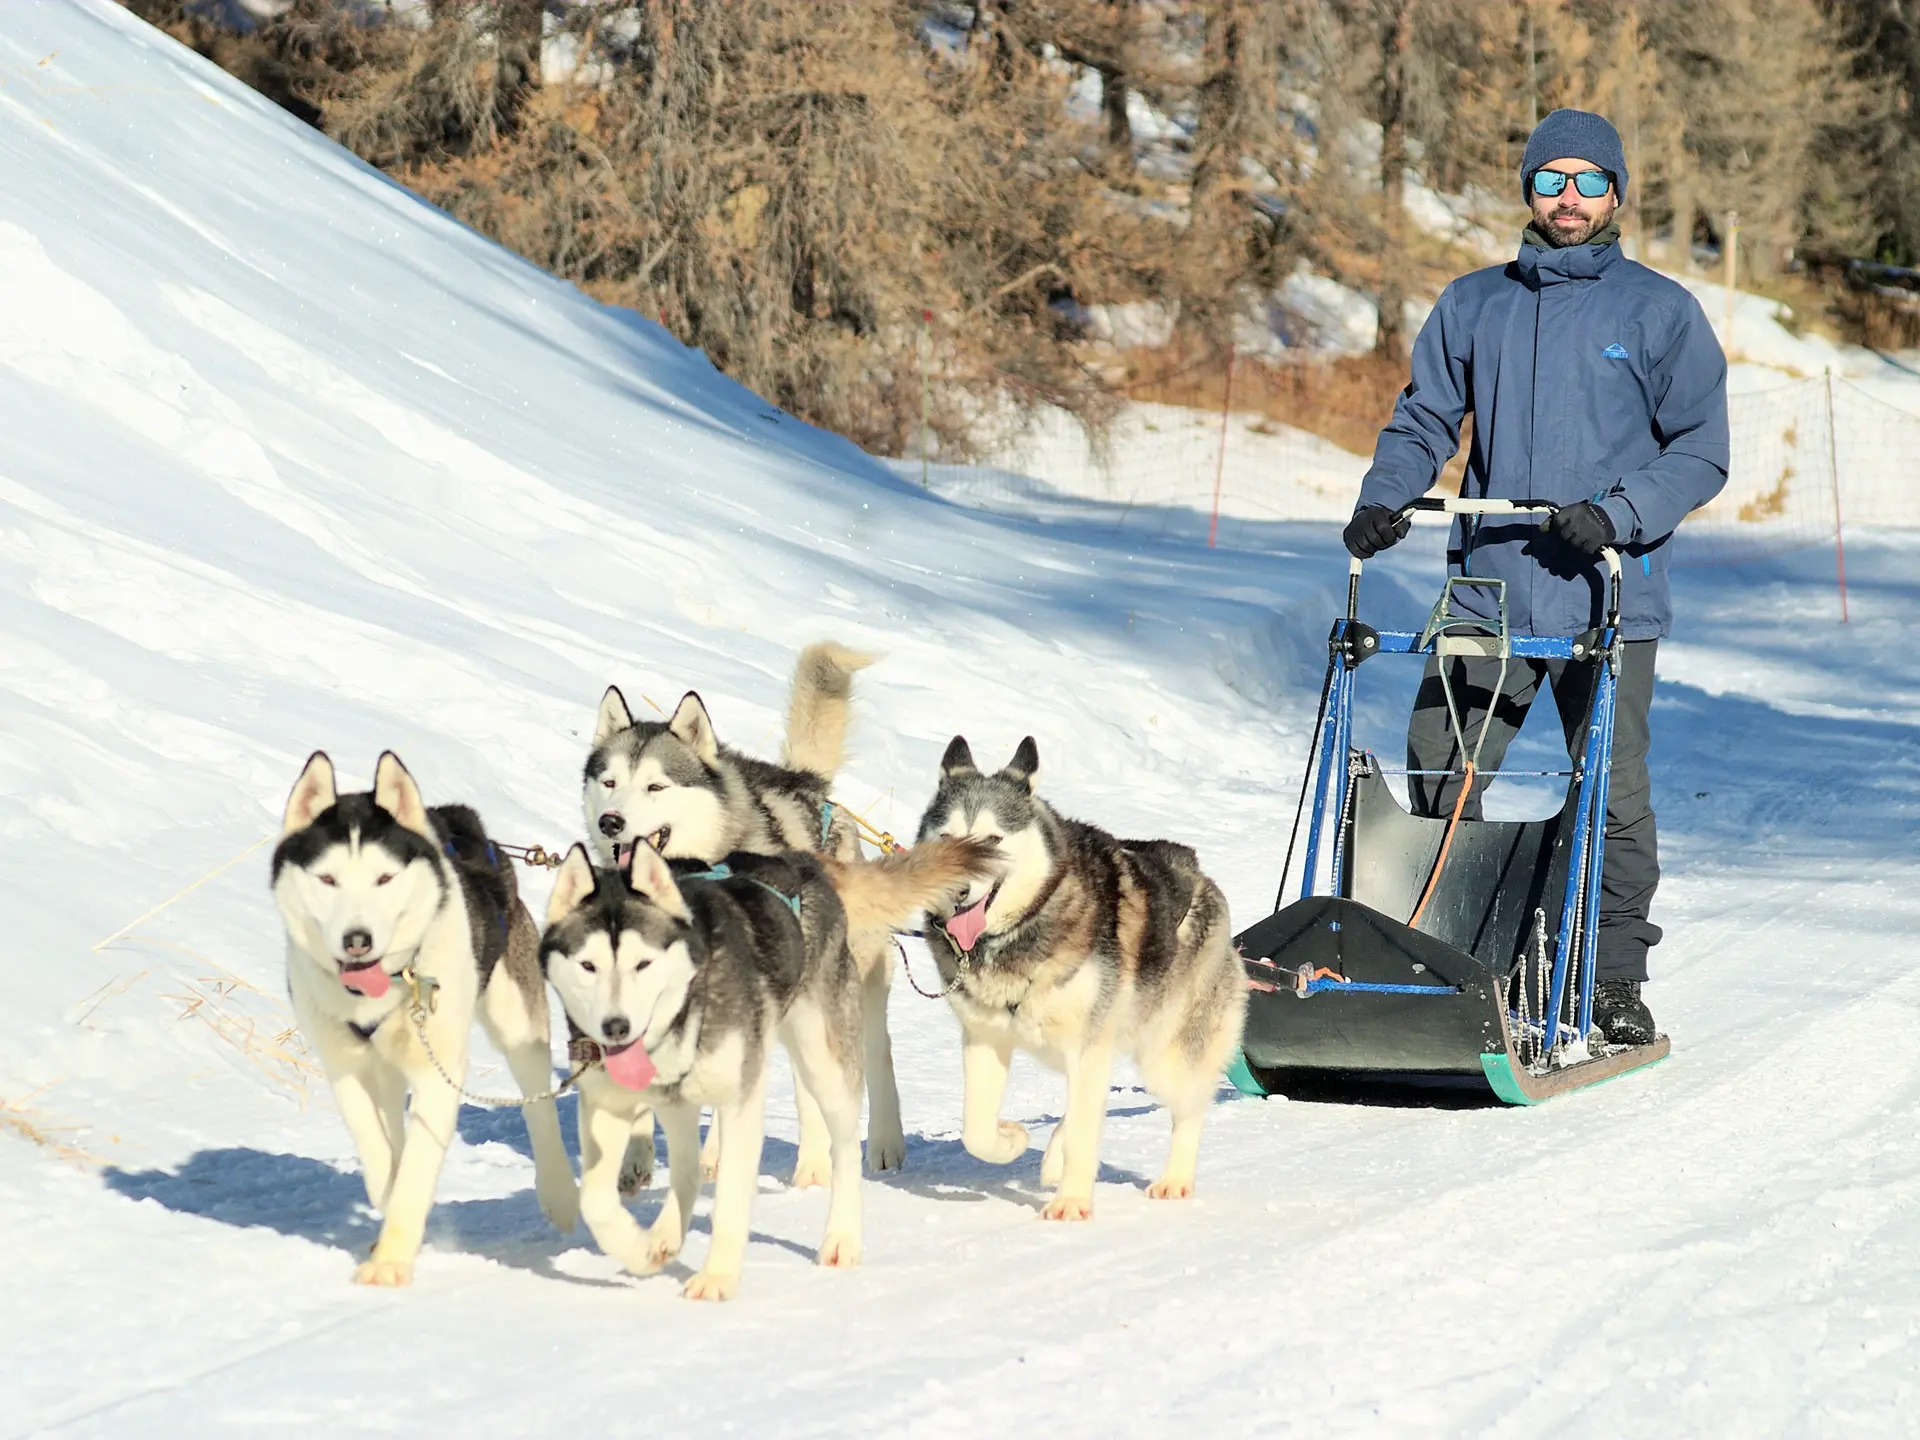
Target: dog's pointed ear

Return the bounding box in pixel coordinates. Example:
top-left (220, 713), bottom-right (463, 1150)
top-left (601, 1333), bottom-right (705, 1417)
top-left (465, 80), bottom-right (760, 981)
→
top-left (1001, 736), bottom-right (1040, 792)
top-left (282, 751), bottom-right (337, 836)
top-left (595, 685), bottom-right (635, 744)
top-left (668, 691), bottom-right (720, 766)
top-left (627, 841), bottom-right (691, 921)
top-left (940, 735), bottom-right (977, 778)
top-left (546, 843), bottom-right (598, 926)
top-left (372, 752), bottom-right (435, 839)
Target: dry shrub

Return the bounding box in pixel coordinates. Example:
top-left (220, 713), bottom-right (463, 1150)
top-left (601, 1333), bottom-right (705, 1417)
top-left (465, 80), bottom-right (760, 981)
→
top-left (394, 0), bottom-right (1183, 456)
top-left (1845, 290), bottom-right (1920, 352)
top-left (1121, 346), bottom-right (1409, 458)
top-left (127, 1), bottom-right (1275, 459)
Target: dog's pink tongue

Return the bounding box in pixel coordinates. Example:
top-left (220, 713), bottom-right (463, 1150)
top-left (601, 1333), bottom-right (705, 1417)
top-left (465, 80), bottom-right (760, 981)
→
top-left (945, 895), bottom-right (991, 953)
top-left (341, 962), bottom-right (390, 999)
top-left (602, 1040), bottom-right (657, 1091)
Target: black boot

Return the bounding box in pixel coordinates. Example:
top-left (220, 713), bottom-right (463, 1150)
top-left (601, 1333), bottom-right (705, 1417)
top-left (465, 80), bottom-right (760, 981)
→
top-left (1591, 979), bottom-right (1657, 1047)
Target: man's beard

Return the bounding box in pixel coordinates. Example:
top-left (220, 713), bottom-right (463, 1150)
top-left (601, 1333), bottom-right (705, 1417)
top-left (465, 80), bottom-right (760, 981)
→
top-left (1541, 206), bottom-right (1611, 247)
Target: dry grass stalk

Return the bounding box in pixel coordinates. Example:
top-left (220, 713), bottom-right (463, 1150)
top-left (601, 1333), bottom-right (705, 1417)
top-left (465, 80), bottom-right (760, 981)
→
top-left (90, 936), bottom-right (321, 1103)
top-left (2, 1084), bottom-right (104, 1167)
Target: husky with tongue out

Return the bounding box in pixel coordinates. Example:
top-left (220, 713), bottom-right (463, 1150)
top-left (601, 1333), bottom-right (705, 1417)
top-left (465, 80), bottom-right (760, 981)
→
top-left (272, 751), bottom-right (580, 1286)
top-left (916, 736), bottom-right (1248, 1222)
top-left (542, 831), bottom-right (998, 1301)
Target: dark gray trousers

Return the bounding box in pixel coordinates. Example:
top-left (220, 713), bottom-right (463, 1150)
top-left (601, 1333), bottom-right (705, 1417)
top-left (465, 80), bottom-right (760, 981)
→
top-left (1405, 640), bottom-right (1661, 982)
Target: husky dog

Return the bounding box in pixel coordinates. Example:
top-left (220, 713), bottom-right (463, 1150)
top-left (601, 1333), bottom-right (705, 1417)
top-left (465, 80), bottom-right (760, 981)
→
top-left (273, 752), bottom-right (578, 1285)
top-left (542, 834), bottom-right (998, 1300)
top-left (583, 642), bottom-right (911, 1185)
top-left (584, 642), bottom-right (874, 873)
top-left (915, 737), bottom-right (1247, 1221)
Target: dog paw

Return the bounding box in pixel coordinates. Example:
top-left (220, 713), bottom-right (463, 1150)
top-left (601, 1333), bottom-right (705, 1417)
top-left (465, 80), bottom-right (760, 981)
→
top-left (352, 1257), bottom-right (414, 1287)
top-left (612, 1225), bottom-right (680, 1277)
top-left (816, 1231), bottom-right (863, 1269)
top-left (865, 1130), bottom-right (907, 1174)
top-left (682, 1269), bottom-right (739, 1302)
top-left (1147, 1177), bottom-right (1194, 1200)
top-left (618, 1152), bottom-right (655, 1199)
top-left (1040, 1194), bottom-right (1094, 1222)
top-left (965, 1120), bottom-right (1029, 1166)
top-left (644, 1228), bottom-right (683, 1270)
top-left (790, 1152), bottom-right (832, 1190)
top-left (539, 1181), bottom-right (581, 1233)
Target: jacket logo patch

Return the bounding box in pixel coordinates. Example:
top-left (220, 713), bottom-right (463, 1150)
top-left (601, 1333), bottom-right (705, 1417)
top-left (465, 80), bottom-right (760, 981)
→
top-left (1603, 343), bottom-right (1631, 359)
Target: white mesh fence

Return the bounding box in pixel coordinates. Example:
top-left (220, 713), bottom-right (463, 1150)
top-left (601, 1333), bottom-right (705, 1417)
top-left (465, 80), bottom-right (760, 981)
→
top-left (912, 371), bottom-right (1920, 583)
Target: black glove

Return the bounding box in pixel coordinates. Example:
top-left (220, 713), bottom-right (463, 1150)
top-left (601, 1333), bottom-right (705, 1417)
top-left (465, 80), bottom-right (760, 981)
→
top-left (1343, 505), bottom-right (1411, 559)
top-left (1547, 501), bottom-right (1617, 555)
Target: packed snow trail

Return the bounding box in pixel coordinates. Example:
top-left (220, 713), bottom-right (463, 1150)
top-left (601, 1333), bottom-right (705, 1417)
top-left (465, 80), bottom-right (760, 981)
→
top-left (4, 5), bottom-right (1920, 1435)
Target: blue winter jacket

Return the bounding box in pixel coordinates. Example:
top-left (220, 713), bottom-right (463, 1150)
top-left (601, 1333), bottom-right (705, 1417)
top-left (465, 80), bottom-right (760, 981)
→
top-left (1356, 236), bottom-right (1729, 640)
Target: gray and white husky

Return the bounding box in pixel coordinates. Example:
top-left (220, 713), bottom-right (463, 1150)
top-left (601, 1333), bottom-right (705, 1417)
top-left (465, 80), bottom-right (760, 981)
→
top-left (273, 752), bottom-right (578, 1285)
top-left (916, 737), bottom-right (1247, 1221)
top-left (585, 642), bottom-right (873, 873)
top-left (542, 833), bottom-right (998, 1300)
top-left (583, 642), bottom-right (911, 1183)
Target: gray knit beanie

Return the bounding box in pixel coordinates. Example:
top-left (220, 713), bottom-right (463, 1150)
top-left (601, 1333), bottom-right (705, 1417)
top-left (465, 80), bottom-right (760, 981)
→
top-left (1520, 109), bottom-right (1628, 202)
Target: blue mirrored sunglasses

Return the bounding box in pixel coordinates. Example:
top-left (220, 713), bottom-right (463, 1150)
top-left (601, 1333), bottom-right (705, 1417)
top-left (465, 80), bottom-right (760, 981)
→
top-left (1531, 169), bottom-right (1613, 199)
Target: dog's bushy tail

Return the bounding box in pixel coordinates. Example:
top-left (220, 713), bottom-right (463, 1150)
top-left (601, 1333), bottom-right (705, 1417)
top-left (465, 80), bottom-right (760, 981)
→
top-left (823, 836), bottom-right (1002, 935)
top-left (782, 641), bottom-right (876, 780)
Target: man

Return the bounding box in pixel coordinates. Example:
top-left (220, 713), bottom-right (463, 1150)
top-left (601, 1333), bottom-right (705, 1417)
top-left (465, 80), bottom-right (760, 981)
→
top-left (1345, 108), bottom-right (1728, 1045)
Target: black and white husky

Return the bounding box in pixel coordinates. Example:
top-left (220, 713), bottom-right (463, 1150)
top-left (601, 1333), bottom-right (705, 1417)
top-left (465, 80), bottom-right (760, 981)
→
top-left (916, 737), bottom-right (1247, 1221)
top-left (542, 834), bottom-right (998, 1300)
top-left (273, 752), bottom-right (577, 1285)
top-left (582, 642), bottom-right (912, 1183)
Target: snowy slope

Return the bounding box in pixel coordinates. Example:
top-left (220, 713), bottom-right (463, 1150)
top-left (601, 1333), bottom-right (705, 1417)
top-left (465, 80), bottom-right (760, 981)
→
top-left (5, 4), bottom-right (1920, 1436)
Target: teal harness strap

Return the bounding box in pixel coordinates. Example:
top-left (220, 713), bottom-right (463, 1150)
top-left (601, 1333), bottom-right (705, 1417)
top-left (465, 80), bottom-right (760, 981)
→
top-left (820, 800), bottom-right (835, 847)
top-left (679, 862), bottom-right (802, 918)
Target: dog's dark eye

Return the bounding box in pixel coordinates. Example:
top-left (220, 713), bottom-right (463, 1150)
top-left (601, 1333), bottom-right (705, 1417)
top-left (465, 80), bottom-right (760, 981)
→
top-left (646, 782), bottom-right (668, 794)
top-left (578, 959), bottom-right (597, 974)
top-left (633, 958), bottom-right (651, 972)
top-left (375, 873), bottom-right (395, 887)
top-left (983, 835), bottom-right (1003, 846)
top-left (318, 874), bottom-right (337, 887)
top-left (602, 778), bottom-right (616, 790)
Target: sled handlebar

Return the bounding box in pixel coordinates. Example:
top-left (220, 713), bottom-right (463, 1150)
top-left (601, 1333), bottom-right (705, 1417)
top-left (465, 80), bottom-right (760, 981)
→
top-left (1345, 497), bottom-right (1623, 630)
top-left (1392, 497), bottom-right (1553, 520)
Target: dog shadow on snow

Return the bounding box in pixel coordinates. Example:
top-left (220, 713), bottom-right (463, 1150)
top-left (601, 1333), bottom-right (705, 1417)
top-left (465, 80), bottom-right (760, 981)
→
top-left (873, 1095), bottom-right (1165, 1209)
top-left (458, 1085), bottom-right (1164, 1208)
top-left (99, 1096), bottom-right (817, 1285)
top-left (104, 1079), bottom-right (1207, 1268)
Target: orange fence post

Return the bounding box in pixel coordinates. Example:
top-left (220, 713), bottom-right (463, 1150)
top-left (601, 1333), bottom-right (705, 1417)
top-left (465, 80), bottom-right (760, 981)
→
top-left (1209, 345), bottom-right (1237, 548)
top-left (1825, 368), bottom-right (1849, 623)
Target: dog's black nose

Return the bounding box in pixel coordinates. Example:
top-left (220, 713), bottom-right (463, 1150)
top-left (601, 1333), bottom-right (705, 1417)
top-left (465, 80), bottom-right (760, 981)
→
top-left (602, 1015), bottom-right (630, 1044)
top-left (343, 928), bottom-right (373, 958)
top-left (598, 811), bottom-right (625, 839)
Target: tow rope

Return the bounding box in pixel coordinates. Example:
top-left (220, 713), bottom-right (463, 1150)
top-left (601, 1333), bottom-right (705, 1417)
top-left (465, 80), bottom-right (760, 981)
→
top-left (1408, 759), bottom-right (1474, 931)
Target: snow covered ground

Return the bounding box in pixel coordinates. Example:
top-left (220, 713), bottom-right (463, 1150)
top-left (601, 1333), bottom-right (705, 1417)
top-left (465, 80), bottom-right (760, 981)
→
top-left (4, 4), bottom-right (1920, 1435)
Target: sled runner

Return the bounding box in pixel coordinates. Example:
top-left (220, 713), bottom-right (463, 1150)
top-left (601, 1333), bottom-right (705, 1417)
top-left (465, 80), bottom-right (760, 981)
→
top-left (1230, 497), bottom-right (1669, 1105)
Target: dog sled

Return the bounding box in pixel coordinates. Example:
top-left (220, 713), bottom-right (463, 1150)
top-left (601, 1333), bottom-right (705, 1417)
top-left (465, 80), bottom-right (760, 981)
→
top-left (1230, 497), bottom-right (1670, 1105)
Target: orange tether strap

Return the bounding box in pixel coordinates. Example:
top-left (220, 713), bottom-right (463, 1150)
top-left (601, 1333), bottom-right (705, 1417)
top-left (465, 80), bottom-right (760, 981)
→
top-left (1408, 760), bottom-right (1474, 931)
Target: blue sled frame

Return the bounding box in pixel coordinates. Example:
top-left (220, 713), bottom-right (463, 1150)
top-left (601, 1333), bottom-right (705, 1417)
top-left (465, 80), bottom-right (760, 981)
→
top-left (1231, 497), bottom-right (1670, 1105)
